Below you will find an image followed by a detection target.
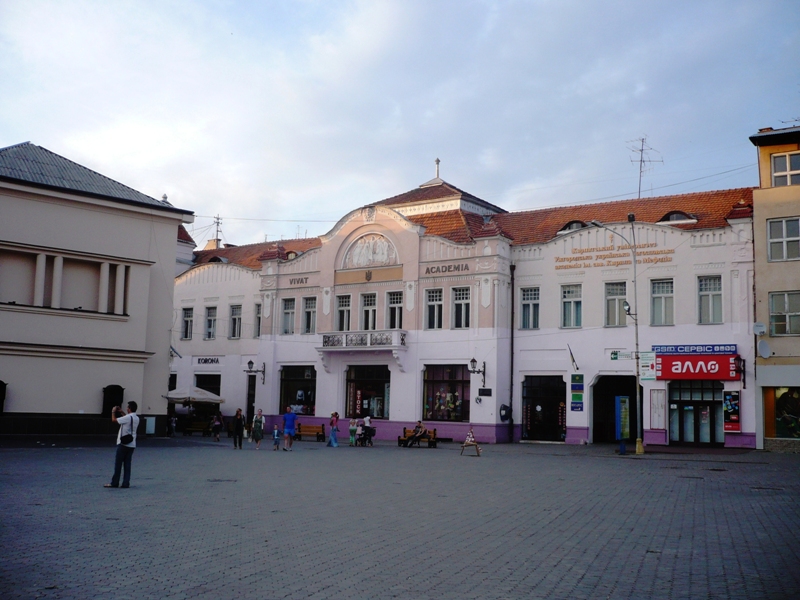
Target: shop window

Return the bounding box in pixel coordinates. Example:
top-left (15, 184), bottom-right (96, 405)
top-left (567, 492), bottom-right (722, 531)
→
top-left (204, 307), bottom-right (217, 340)
top-left (561, 284), bottom-right (582, 328)
top-left (387, 291), bottom-right (403, 329)
top-left (764, 387), bottom-right (800, 439)
top-left (280, 366), bottom-right (316, 416)
top-left (520, 287), bottom-right (539, 329)
top-left (195, 374), bottom-right (221, 397)
top-left (651, 279), bottom-right (674, 326)
top-left (254, 303), bottom-right (261, 338)
top-left (768, 217), bottom-right (800, 261)
top-left (769, 291), bottom-right (800, 335)
top-left (229, 305), bottom-right (242, 339)
top-left (181, 308), bottom-right (193, 340)
top-left (346, 365), bottom-right (390, 419)
top-left (423, 364), bottom-right (470, 422)
top-left (605, 282), bottom-right (626, 327)
top-left (337, 295), bottom-right (351, 331)
top-left (698, 276), bottom-right (722, 324)
top-left (282, 298), bottom-right (295, 334)
top-left (303, 297), bottom-right (316, 334)
top-left (361, 293), bottom-right (377, 330)
top-left (772, 152), bottom-right (800, 187)
top-left (452, 287), bottom-right (470, 329)
top-left (426, 289), bottom-right (443, 329)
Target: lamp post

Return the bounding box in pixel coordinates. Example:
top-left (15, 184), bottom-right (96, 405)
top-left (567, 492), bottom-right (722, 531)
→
top-left (468, 358), bottom-right (486, 387)
top-left (589, 214), bottom-right (644, 455)
top-left (244, 360), bottom-right (266, 385)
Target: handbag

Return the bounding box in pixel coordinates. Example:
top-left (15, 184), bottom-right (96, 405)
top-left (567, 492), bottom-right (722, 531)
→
top-left (120, 417), bottom-right (134, 445)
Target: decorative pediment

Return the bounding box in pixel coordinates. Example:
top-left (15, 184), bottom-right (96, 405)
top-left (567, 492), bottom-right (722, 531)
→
top-left (342, 234), bottom-right (399, 269)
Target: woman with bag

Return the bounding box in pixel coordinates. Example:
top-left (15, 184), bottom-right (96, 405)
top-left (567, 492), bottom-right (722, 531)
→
top-left (251, 409), bottom-right (265, 450)
top-left (327, 412), bottom-right (339, 447)
top-left (233, 408), bottom-right (245, 449)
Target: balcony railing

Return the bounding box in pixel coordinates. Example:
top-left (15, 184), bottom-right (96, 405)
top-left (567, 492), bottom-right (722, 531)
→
top-left (320, 329), bottom-right (407, 350)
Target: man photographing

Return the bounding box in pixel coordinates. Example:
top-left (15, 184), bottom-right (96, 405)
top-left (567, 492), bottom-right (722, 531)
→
top-left (105, 401), bottom-right (139, 489)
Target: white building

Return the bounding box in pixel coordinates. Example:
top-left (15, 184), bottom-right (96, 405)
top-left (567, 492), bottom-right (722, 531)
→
top-left (0, 142), bottom-right (193, 434)
top-left (173, 175), bottom-right (756, 448)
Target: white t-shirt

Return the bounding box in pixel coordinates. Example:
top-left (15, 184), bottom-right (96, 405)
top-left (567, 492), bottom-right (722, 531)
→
top-left (364, 416), bottom-right (371, 427)
top-left (116, 413), bottom-right (140, 448)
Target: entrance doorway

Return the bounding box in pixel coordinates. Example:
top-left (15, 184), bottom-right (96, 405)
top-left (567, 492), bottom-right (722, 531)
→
top-left (346, 365), bottom-right (390, 419)
top-left (668, 381), bottom-right (724, 446)
top-left (521, 376), bottom-right (566, 441)
top-left (592, 376), bottom-right (639, 443)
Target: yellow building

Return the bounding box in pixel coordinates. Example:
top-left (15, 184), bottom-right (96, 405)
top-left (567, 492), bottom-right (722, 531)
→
top-left (749, 126), bottom-right (800, 451)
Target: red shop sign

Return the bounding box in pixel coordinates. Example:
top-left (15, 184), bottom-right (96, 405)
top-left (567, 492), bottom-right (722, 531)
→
top-left (656, 354), bottom-right (740, 381)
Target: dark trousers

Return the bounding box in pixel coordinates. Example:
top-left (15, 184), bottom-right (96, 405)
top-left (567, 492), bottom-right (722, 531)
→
top-left (406, 434), bottom-right (425, 447)
top-left (234, 433), bottom-right (243, 448)
top-left (111, 445), bottom-right (135, 487)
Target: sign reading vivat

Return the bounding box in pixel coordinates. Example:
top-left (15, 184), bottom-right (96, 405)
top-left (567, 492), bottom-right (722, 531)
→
top-left (655, 354), bottom-right (740, 381)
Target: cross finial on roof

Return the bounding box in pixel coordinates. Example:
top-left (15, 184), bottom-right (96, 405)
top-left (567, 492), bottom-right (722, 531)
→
top-left (435, 158), bottom-right (440, 178)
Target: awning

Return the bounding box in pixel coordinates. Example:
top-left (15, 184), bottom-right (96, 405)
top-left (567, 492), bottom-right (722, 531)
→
top-left (163, 386), bottom-right (225, 404)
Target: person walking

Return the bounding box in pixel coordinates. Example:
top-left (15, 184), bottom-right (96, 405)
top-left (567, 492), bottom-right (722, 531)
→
top-left (272, 424), bottom-right (281, 450)
top-left (233, 408), bottom-right (245, 449)
top-left (348, 417), bottom-right (357, 446)
top-left (282, 406), bottom-right (297, 451)
top-left (104, 401), bottom-right (139, 489)
top-left (251, 409), bottom-right (265, 450)
top-left (327, 412), bottom-right (339, 447)
top-left (211, 412), bottom-right (224, 442)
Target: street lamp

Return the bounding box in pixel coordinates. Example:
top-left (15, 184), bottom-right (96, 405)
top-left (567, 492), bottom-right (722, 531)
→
top-left (468, 358), bottom-right (486, 387)
top-left (589, 214), bottom-right (644, 455)
top-left (244, 360), bottom-right (266, 385)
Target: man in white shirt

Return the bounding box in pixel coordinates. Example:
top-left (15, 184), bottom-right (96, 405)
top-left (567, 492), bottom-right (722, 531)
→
top-left (105, 401), bottom-right (140, 489)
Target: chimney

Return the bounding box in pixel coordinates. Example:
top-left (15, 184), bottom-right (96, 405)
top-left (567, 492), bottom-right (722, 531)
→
top-left (203, 238), bottom-right (221, 250)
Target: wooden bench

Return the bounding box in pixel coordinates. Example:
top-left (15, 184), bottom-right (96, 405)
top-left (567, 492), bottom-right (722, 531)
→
top-left (397, 427), bottom-right (437, 448)
top-left (292, 422), bottom-right (326, 442)
top-left (183, 420), bottom-right (212, 436)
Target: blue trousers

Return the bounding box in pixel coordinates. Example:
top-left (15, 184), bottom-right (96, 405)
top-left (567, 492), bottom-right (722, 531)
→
top-left (111, 445), bottom-right (135, 487)
top-left (328, 428), bottom-right (338, 447)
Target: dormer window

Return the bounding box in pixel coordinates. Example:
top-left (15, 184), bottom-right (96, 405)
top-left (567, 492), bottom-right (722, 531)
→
top-left (208, 256), bottom-right (228, 263)
top-left (286, 251), bottom-right (298, 260)
top-left (559, 221), bottom-right (586, 234)
top-left (658, 211), bottom-right (696, 224)
top-left (772, 152), bottom-right (800, 186)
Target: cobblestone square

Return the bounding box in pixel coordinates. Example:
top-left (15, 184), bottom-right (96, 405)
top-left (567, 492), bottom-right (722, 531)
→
top-left (1, 437), bottom-right (799, 599)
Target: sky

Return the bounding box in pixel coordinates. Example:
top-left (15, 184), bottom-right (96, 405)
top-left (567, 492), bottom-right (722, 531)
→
top-left (1, 0), bottom-right (798, 249)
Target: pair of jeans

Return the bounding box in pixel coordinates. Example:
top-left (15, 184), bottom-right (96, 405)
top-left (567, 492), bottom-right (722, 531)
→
top-left (111, 445), bottom-right (135, 487)
top-left (328, 427), bottom-right (338, 447)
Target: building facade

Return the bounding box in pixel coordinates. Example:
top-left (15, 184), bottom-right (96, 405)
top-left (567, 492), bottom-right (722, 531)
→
top-left (173, 174), bottom-right (757, 448)
top-left (750, 126), bottom-right (800, 452)
top-left (0, 143), bottom-right (193, 434)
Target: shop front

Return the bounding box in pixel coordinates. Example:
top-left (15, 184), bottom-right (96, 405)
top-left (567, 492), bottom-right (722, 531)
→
top-left (346, 365), bottom-right (390, 419)
top-left (280, 365), bottom-right (317, 416)
top-left (422, 364), bottom-right (471, 423)
top-left (521, 375), bottom-right (566, 442)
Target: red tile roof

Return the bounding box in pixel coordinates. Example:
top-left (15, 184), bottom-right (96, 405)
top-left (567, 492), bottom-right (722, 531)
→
top-left (177, 225), bottom-right (195, 245)
top-left (376, 180), bottom-right (506, 214)
top-left (193, 238), bottom-right (321, 270)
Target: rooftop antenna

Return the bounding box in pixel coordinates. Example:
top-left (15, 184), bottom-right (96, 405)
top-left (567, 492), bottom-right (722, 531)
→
top-left (214, 214), bottom-right (222, 240)
top-left (435, 158), bottom-right (440, 178)
top-left (628, 136), bottom-right (662, 199)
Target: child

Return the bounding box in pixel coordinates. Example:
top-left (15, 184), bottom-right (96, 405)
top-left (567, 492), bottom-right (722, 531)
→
top-left (272, 424), bottom-right (281, 451)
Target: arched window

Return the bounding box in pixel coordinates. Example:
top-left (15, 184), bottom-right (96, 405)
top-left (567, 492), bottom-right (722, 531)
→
top-left (659, 211), bottom-right (695, 223)
top-left (559, 220), bottom-right (586, 233)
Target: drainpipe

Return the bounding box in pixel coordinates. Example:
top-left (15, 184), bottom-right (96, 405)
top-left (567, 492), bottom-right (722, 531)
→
top-left (509, 263), bottom-right (516, 443)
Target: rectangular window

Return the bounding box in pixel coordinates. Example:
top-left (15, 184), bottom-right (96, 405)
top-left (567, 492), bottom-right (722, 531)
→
top-left (768, 217), bottom-right (800, 261)
top-left (303, 297), bottom-right (316, 334)
top-left (229, 305), bottom-right (242, 339)
top-left (362, 293), bottom-right (377, 330)
top-left (651, 279), bottom-right (674, 326)
top-left (772, 152), bottom-right (800, 187)
top-left (387, 291), bottom-right (403, 329)
top-left (605, 282), bottom-right (627, 327)
top-left (204, 307), bottom-right (216, 340)
top-left (181, 307), bottom-right (193, 340)
top-left (337, 295), bottom-right (351, 332)
top-left (561, 284), bottom-right (582, 328)
top-left (452, 287), bottom-right (470, 329)
top-left (254, 303), bottom-right (261, 338)
top-left (769, 291), bottom-right (800, 335)
top-left (426, 289), bottom-right (443, 330)
top-left (423, 364), bottom-right (470, 422)
top-left (282, 298), bottom-right (295, 334)
top-left (520, 287), bottom-right (539, 329)
top-left (698, 276), bottom-right (722, 324)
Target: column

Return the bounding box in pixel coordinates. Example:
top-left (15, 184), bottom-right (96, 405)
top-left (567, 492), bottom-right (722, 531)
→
top-left (114, 264), bottom-right (126, 315)
top-left (98, 262), bottom-right (110, 313)
top-left (33, 253), bottom-right (46, 306)
top-left (51, 256), bottom-right (63, 309)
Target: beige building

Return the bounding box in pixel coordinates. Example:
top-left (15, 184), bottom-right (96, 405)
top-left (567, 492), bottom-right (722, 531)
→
top-left (749, 126), bottom-right (800, 451)
top-left (0, 142), bottom-right (193, 434)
